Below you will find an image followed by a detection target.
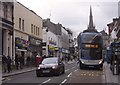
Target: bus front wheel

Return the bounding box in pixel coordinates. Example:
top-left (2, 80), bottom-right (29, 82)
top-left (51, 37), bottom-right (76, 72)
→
top-left (99, 64), bottom-right (103, 70)
top-left (80, 62), bottom-right (84, 69)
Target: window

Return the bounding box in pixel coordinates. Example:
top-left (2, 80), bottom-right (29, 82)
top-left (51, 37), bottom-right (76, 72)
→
top-left (31, 24), bottom-right (33, 34)
top-left (22, 19), bottom-right (24, 31)
top-left (34, 25), bottom-right (35, 34)
top-left (38, 27), bottom-right (40, 35)
top-left (36, 27), bottom-right (37, 35)
top-left (19, 18), bottom-right (21, 30)
top-left (4, 3), bottom-right (8, 19)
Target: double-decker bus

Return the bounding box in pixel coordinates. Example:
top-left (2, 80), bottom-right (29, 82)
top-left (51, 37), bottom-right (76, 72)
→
top-left (78, 32), bottom-right (104, 69)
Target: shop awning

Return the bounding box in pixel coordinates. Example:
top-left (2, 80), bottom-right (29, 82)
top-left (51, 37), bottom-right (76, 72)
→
top-left (16, 48), bottom-right (27, 52)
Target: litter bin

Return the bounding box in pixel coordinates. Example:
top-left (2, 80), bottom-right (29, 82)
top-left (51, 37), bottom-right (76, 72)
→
top-left (112, 60), bottom-right (119, 75)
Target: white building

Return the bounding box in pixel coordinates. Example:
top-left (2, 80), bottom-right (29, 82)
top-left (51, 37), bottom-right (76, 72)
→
top-left (42, 28), bottom-right (60, 57)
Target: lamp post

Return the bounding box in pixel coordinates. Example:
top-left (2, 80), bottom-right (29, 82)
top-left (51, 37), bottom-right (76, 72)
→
top-left (45, 27), bottom-right (48, 56)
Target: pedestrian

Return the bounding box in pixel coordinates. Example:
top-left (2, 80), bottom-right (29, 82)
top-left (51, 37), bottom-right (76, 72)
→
top-left (2, 55), bottom-right (7, 73)
top-left (43, 55), bottom-right (46, 60)
top-left (26, 56), bottom-right (30, 67)
top-left (15, 54), bottom-right (19, 70)
top-left (36, 54), bottom-right (42, 66)
top-left (19, 56), bottom-right (24, 69)
top-left (7, 55), bottom-right (12, 73)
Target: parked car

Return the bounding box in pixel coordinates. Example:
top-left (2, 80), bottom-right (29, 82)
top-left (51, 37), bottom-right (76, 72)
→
top-left (36, 57), bottom-right (65, 77)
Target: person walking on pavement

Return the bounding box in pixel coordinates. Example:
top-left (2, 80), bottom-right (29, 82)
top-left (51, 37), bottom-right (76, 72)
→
top-left (36, 54), bottom-right (42, 66)
top-left (7, 55), bottom-right (12, 73)
top-left (15, 54), bottom-right (19, 70)
top-left (26, 56), bottom-right (30, 67)
top-left (2, 55), bottom-right (7, 73)
top-left (19, 55), bottom-right (24, 69)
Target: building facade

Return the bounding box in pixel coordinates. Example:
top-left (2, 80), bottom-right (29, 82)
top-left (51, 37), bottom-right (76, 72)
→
top-left (0, 1), bottom-right (14, 60)
top-left (14, 1), bottom-right (43, 64)
top-left (43, 19), bottom-right (61, 57)
top-left (43, 18), bottom-right (71, 59)
top-left (66, 28), bottom-right (74, 58)
top-left (61, 27), bottom-right (69, 58)
top-left (107, 18), bottom-right (120, 43)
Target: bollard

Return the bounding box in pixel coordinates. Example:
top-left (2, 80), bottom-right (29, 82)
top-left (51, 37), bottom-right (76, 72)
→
top-left (113, 60), bottom-right (119, 75)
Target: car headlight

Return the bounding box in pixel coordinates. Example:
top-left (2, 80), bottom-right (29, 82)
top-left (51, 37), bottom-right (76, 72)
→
top-left (52, 66), bottom-right (57, 69)
top-left (38, 67), bottom-right (41, 69)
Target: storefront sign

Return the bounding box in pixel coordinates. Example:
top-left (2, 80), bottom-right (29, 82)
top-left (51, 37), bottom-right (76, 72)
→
top-left (29, 36), bottom-right (41, 46)
top-left (48, 46), bottom-right (59, 51)
top-left (15, 37), bottom-right (29, 48)
top-left (49, 40), bottom-right (56, 45)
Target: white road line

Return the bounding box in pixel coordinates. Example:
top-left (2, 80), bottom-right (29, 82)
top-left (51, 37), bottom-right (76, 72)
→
top-left (67, 72), bottom-right (72, 78)
top-left (60, 79), bottom-right (67, 85)
top-left (72, 66), bottom-right (75, 69)
top-left (65, 69), bottom-right (69, 72)
top-left (42, 79), bottom-right (51, 84)
top-left (74, 69), bottom-right (78, 72)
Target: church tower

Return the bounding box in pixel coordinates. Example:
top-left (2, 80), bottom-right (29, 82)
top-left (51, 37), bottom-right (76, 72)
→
top-left (88, 6), bottom-right (95, 30)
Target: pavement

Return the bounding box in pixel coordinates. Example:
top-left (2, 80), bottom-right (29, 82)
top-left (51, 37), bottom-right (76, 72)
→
top-left (104, 62), bottom-right (119, 84)
top-left (2, 66), bottom-right (36, 78)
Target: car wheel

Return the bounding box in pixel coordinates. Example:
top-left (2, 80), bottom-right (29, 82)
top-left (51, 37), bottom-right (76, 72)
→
top-left (62, 67), bottom-right (65, 74)
top-left (36, 71), bottom-right (41, 77)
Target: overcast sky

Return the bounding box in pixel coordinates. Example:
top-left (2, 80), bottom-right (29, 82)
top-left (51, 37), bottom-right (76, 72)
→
top-left (16, 0), bottom-right (119, 37)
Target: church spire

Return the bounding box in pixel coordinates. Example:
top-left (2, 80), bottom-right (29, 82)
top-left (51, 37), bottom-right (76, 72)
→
top-left (88, 6), bottom-right (95, 29)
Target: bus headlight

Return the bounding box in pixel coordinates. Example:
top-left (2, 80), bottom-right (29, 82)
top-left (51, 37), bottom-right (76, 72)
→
top-left (81, 61), bottom-right (84, 64)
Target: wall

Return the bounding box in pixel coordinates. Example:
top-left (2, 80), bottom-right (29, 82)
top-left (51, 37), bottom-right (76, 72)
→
top-left (14, 1), bottom-right (43, 39)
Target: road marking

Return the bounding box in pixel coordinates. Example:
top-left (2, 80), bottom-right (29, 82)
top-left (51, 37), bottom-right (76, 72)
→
top-left (65, 69), bottom-right (69, 72)
top-left (74, 69), bottom-right (78, 72)
top-left (67, 72), bottom-right (72, 78)
top-left (42, 79), bottom-right (51, 84)
top-left (60, 79), bottom-right (67, 85)
top-left (72, 66), bottom-right (75, 69)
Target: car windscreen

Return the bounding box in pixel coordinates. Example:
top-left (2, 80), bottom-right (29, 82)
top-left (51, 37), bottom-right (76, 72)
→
top-left (42, 58), bottom-right (58, 64)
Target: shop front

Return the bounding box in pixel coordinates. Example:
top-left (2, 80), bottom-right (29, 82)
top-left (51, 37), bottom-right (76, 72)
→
top-left (29, 36), bottom-right (42, 58)
top-left (61, 48), bottom-right (69, 61)
top-left (48, 45), bottom-right (59, 57)
top-left (15, 37), bottom-right (29, 65)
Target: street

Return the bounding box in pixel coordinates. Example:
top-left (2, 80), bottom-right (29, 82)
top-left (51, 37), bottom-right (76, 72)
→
top-left (2, 61), bottom-right (119, 85)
